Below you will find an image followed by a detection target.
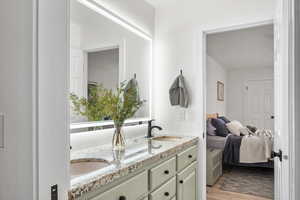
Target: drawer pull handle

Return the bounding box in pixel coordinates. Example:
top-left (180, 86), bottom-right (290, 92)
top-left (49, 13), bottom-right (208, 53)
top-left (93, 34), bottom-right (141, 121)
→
top-left (164, 170), bottom-right (169, 174)
top-left (164, 192), bottom-right (169, 197)
top-left (188, 154), bottom-right (193, 158)
top-left (119, 196), bottom-right (126, 200)
top-left (179, 180), bottom-right (184, 184)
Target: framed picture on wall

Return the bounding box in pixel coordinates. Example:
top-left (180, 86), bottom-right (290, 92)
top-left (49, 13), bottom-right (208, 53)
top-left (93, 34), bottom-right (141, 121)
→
top-left (217, 81), bottom-right (224, 101)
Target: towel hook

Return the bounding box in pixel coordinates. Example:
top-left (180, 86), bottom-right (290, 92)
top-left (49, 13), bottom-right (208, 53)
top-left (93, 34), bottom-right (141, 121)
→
top-left (134, 73), bottom-right (137, 79)
top-left (180, 69), bottom-right (183, 75)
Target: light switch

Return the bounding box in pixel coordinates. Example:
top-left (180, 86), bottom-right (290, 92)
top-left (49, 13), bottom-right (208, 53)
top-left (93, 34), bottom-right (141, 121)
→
top-left (0, 113), bottom-right (4, 148)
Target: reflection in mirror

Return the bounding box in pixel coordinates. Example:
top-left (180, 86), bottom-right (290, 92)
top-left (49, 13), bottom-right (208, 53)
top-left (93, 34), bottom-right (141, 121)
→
top-left (70, 0), bottom-right (151, 128)
top-left (88, 48), bottom-right (119, 92)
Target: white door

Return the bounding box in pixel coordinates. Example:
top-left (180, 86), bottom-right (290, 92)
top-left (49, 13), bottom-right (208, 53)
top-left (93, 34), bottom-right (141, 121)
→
top-left (244, 80), bottom-right (274, 133)
top-left (274, 0), bottom-right (294, 199)
top-left (70, 48), bottom-right (86, 122)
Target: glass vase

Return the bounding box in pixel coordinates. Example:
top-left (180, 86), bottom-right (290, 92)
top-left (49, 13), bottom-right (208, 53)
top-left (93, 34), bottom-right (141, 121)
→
top-left (112, 125), bottom-right (126, 151)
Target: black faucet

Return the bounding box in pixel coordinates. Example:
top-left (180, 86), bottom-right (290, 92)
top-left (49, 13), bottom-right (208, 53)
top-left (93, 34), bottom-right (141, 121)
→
top-left (147, 119), bottom-right (163, 138)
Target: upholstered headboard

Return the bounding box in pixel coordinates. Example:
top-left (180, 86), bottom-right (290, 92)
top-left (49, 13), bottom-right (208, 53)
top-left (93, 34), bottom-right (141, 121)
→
top-left (206, 113), bottom-right (219, 119)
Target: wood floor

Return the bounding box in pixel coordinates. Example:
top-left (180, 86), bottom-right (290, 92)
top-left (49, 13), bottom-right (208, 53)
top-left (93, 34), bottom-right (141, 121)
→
top-left (206, 176), bottom-right (272, 200)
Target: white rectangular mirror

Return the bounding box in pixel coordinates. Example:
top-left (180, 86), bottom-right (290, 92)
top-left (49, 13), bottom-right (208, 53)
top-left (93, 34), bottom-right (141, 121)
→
top-left (70, 0), bottom-right (152, 131)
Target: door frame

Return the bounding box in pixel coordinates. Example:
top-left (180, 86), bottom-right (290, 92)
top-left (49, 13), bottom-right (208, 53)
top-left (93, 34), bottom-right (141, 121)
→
top-left (201, 18), bottom-right (296, 200)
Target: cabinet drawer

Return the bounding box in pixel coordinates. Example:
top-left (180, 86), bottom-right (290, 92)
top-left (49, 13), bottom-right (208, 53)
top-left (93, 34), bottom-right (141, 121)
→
top-left (92, 171), bottom-right (148, 200)
top-left (150, 157), bottom-right (176, 190)
top-left (150, 177), bottom-right (176, 200)
top-left (177, 146), bottom-right (197, 171)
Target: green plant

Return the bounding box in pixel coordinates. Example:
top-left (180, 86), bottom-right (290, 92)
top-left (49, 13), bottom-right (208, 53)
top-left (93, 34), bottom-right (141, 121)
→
top-left (102, 81), bottom-right (144, 127)
top-left (70, 84), bottom-right (107, 121)
top-left (70, 82), bottom-right (144, 126)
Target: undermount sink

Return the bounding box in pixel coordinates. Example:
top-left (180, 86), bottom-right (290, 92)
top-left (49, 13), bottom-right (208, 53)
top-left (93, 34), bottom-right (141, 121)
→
top-left (70, 158), bottom-right (110, 178)
top-left (152, 136), bottom-right (182, 141)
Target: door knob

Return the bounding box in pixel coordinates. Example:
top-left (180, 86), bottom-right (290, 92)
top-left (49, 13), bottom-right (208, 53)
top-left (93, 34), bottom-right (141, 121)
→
top-left (271, 150), bottom-right (282, 162)
top-left (119, 196), bottom-right (126, 200)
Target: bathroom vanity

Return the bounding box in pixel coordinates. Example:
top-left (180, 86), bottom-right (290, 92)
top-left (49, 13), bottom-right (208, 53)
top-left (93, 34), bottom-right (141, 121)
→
top-left (69, 136), bottom-right (199, 200)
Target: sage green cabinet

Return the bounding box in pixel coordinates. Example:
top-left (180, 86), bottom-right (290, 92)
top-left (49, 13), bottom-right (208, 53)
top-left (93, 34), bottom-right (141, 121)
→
top-left (91, 170), bottom-right (148, 200)
top-left (177, 146), bottom-right (197, 172)
top-left (177, 162), bottom-right (197, 200)
top-left (150, 177), bottom-right (176, 200)
top-left (84, 144), bottom-right (198, 200)
top-left (150, 157), bottom-right (176, 190)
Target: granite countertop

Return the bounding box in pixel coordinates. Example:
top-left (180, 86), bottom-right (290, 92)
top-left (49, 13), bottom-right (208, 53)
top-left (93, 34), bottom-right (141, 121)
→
top-left (69, 135), bottom-right (199, 200)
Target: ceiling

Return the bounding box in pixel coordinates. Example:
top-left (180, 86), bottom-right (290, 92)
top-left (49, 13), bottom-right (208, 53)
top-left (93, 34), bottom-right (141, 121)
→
top-left (207, 24), bottom-right (274, 70)
top-left (144, 0), bottom-right (167, 7)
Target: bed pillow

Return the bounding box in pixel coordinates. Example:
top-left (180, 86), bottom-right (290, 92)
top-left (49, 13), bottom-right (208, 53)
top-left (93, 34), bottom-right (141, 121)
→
top-left (218, 116), bottom-right (231, 123)
top-left (246, 125), bottom-right (257, 133)
top-left (240, 127), bottom-right (249, 136)
top-left (226, 120), bottom-right (244, 136)
top-left (211, 118), bottom-right (229, 137)
top-left (207, 119), bottom-right (216, 136)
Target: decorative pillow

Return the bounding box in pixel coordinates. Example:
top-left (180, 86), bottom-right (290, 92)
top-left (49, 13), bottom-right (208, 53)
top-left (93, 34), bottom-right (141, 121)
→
top-left (226, 120), bottom-right (244, 136)
top-left (246, 125), bottom-right (257, 133)
top-left (211, 118), bottom-right (229, 137)
top-left (218, 116), bottom-right (231, 123)
top-left (240, 127), bottom-right (249, 136)
top-left (206, 119), bottom-right (216, 136)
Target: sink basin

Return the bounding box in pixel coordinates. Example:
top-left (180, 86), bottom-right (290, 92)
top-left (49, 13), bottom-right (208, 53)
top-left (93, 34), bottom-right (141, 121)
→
top-left (152, 136), bottom-right (182, 141)
top-left (70, 158), bottom-right (110, 178)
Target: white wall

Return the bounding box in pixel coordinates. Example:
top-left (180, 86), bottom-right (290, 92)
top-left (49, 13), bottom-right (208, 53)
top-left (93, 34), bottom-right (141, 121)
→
top-left (154, 1), bottom-right (275, 199)
top-left (0, 1), bottom-right (35, 199)
top-left (70, 22), bottom-right (81, 49)
top-left (206, 56), bottom-right (227, 116)
top-left (226, 67), bottom-right (274, 124)
top-left (38, 0), bottom-right (69, 199)
top-left (295, 0), bottom-right (300, 197)
top-left (88, 49), bottom-right (119, 90)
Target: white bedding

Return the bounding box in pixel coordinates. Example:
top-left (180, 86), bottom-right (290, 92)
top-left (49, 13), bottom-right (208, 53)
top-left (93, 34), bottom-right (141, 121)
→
top-left (240, 130), bottom-right (273, 163)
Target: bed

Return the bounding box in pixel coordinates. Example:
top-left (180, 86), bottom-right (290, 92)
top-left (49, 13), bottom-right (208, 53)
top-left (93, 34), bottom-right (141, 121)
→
top-left (206, 113), bottom-right (274, 168)
top-left (207, 135), bottom-right (227, 150)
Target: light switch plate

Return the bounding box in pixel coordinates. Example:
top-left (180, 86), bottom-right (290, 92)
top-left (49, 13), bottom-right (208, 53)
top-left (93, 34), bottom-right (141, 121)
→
top-left (0, 113), bottom-right (4, 149)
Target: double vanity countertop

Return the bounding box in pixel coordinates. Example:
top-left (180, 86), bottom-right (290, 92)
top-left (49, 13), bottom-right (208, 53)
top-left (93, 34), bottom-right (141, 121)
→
top-left (69, 135), bottom-right (199, 200)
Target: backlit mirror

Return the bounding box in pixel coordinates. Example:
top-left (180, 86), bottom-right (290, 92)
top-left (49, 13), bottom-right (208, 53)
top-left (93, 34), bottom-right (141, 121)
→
top-left (70, 0), bottom-right (152, 130)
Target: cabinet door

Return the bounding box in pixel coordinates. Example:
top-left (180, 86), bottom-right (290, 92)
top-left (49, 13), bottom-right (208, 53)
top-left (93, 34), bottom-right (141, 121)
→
top-left (177, 162), bottom-right (197, 200)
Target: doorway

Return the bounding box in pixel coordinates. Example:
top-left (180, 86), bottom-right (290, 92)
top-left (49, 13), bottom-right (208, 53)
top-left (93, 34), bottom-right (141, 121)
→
top-left (204, 22), bottom-right (275, 200)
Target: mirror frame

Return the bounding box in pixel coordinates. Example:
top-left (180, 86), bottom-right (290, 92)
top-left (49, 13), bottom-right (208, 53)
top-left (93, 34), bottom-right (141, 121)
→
top-left (70, 0), bottom-right (153, 131)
